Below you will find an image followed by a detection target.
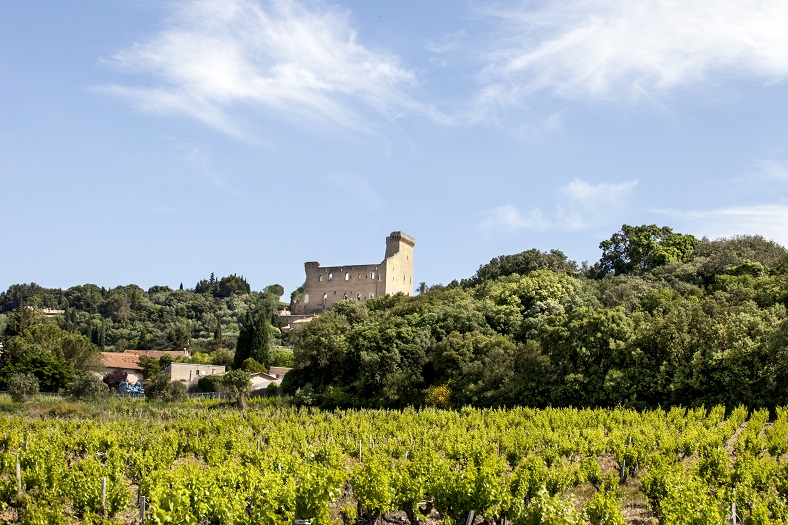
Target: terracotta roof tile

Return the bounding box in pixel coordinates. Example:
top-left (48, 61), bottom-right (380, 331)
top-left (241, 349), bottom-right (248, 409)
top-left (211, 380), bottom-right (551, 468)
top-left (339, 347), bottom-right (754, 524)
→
top-left (101, 352), bottom-right (144, 371)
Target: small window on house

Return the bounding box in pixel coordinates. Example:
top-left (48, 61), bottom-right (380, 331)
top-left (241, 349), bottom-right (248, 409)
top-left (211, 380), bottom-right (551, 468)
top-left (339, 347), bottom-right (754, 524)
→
top-left (344, 272), bottom-right (350, 281)
top-left (343, 293), bottom-right (348, 300)
top-left (358, 274), bottom-right (362, 280)
top-left (323, 293), bottom-right (327, 302)
top-left (370, 272), bottom-right (375, 279)
top-left (328, 273), bottom-right (333, 281)
top-left (319, 275), bottom-right (323, 282)
top-left (356, 293), bottom-right (361, 300)
top-left (369, 293), bottom-right (374, 299)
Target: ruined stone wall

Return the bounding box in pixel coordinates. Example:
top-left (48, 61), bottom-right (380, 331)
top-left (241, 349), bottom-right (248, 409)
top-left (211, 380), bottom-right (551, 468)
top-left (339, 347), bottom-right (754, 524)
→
top-left (293, 232), bottom-right (415, 314)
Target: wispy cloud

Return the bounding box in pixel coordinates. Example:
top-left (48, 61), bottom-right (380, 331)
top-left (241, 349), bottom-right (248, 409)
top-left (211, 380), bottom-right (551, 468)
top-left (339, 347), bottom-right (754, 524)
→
top-left (658, 204), bottom-right (788, 246)
top-left (753, 160), bottom-right (788, 184)
top-left (98, 0), bottom-right (422, 137)
top-left (478, 204), bottom-right (548, 234)
top-left (325, 174), bottom-right (384, 210)
top-left (477, 178), bottom-right (638, 235)
top-left (475, 0), bottom-right (788, 106)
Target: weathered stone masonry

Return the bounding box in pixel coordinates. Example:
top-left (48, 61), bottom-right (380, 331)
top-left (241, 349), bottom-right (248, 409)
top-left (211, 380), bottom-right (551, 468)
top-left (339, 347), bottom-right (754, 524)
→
top-left (292, 232), bottom-right (415, 314)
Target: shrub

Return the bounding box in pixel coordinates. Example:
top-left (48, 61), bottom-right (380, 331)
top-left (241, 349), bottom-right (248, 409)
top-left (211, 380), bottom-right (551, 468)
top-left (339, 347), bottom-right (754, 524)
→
top-left (145, 374), bottom-right (188, 402)
top-left (66, 373), bottom-right (111, 402)
top-left (220, 369), bottom-right (252, 409)
top-left (103, 369), bottom-right (128, 392)
top-left (424, 384), bottom-right (452, 409)
top-left (196, 375), bottom-right (222, 393)
top-left (241, 357), bottom-right (267, 373)
top-left (270, 348), bottom-right (294, 368)
top-left (7, 373), bottom-right (39, 402)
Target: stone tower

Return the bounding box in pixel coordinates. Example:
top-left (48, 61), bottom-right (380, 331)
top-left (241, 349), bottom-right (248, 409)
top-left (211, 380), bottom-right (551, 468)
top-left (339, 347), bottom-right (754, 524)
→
top-left (292, 231), bottom-right (416, 314)
top-left (382, 231), bottom-right (416, 297)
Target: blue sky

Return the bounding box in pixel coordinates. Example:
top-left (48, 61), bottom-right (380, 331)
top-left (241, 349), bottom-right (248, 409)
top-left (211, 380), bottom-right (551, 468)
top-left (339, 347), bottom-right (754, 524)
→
top-left (2, 0), bottom-right (788, 296)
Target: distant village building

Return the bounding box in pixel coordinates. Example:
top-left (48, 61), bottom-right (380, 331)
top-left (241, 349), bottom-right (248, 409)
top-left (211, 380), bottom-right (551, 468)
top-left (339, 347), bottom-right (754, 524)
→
top-left (291, 231), bottom-right (415, 314)
top-left (165, 363), bottom-right (225, 387)
top-left (250, 367), bottom-right (292, 395)
top-left (100, 349), bottom-right (190, 384)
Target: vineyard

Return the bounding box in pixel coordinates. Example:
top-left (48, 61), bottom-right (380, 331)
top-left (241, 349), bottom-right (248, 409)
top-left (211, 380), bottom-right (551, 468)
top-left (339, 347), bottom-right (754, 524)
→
top-left (1, 400), bottom-right (788, 525)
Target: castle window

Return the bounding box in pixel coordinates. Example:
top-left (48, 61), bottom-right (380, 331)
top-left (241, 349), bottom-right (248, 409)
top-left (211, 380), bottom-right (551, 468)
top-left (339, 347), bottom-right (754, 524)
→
top-left (328, 273), bottom-right (333, 281)
top-left (344, 272), bottom-right (350, 281)
top-left (304, 294), bottom-right (310, 304)
top-left (370, 272), bottom-right (375, 279)
top-left (358, 274), bottom-right (362, 279)
top-left (356, 293), bottom-right (361, 300)
top-left (369, 293), bottom-right (374, 299)
top-left (319, 275), bottom-right (323, 282)
top-left (343, 293), bottom-right (348, 300)
top-left (323, 293), bottom-right (327, 302)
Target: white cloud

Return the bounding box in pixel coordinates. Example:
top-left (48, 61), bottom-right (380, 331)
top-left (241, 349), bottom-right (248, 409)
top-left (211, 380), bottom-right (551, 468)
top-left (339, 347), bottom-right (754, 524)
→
top-left (477, 204), bottom-right (548, 234)
top-left (98, 0), bottom-right (421, 137)
top-left (478, 178), bottom-right (637, 234)
top-left (754, 160), bottom-right (788, 184)
top-left (658, 204), bottom-right (788, 246)
top-left (477, 0), bottom-right (788, 104)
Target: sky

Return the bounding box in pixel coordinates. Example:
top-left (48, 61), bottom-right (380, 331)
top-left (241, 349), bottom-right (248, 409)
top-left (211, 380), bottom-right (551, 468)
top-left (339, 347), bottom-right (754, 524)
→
top-left (2, 0), bottom-right (788, 297)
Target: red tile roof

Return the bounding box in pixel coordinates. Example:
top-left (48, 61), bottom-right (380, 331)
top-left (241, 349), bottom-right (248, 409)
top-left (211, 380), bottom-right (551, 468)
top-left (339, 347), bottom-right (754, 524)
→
top-left (101, 352), bottom-right (144, 371)
top-left (124, 349), bottom-right (189, 359)
top-left (101, 349), bottom-right (189, 371)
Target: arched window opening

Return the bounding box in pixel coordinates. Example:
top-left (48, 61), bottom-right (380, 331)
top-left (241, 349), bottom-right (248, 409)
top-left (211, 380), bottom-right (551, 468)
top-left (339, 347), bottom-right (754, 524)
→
top-left (328, 273), bottom-right (333, 281)
top-left (344, 272), bottom-right (350, 281)
top-left (343, 293), bottom-right (348, 300)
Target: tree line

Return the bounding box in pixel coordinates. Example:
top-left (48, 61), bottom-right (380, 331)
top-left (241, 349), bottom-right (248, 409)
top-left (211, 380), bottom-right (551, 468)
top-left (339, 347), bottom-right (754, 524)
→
top-left (282, 225), bottom-right (788, 410)
top-left (0, 274), bottom-right (290, 394)
top-left (3, 227), bottom-right (788, 410)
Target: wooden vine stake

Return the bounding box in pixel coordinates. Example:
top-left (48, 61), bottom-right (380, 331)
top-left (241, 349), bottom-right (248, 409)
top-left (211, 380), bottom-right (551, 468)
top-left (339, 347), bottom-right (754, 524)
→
top-left (101, 477), bottom-right (107, 516)
top-left (139, 495), bottom-right (146, 524)
top-left (16, 462), bottom-right (21, 495)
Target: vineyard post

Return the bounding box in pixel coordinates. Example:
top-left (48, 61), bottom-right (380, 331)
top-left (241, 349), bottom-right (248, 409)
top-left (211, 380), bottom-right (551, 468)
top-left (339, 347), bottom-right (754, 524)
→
top-left (101, 476), bottom-right (107, 516)
top-left (731, 488), bottom-right (738, 524)
top-left (16, 462), bottom-right (21, 495)
top-left (464, 510), bottom-right (475, 525)
top-left (140, 495), bottom-right (146, 524)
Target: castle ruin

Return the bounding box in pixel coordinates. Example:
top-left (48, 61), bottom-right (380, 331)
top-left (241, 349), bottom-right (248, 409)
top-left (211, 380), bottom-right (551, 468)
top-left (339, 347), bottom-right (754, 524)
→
top-left (291, 231), bottom-right (415, 314)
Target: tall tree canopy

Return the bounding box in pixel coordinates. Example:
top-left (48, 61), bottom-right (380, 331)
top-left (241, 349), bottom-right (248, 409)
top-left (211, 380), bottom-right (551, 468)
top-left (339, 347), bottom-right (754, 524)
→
top-left (596, 224), bottom-right (697, 277)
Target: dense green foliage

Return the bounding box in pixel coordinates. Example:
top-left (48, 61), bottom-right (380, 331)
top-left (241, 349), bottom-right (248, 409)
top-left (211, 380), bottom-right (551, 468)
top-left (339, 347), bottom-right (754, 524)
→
top-left (284, 228), bottom-right (788, 410)
top-left (0, 402), bottom-right (787, 524)
top-left (0, 274), bottom-right (285, 356)
top-left (3, 228), bottom-right (787, 410)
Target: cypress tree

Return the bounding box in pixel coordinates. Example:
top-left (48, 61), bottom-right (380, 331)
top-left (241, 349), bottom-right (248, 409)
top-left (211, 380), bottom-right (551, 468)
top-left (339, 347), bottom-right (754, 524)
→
top-left (99, 319), bottom-right (106, 350)
top-left (234, 312), bottom-right (254, 369)
top-left (251, 312), bottom-right (271, 370)
top-left (234, 311), bottom-right (271, 370)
